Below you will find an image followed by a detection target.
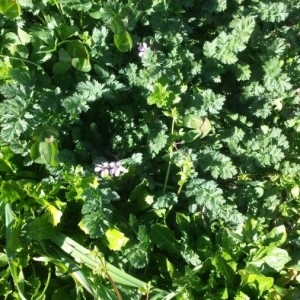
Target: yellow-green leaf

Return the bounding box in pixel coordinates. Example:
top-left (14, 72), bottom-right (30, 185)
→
top-left (105, 228), bottom-right (129, 251)
top-left (0, 0), bottom-right (21, 19)
top-left (45, 203), bottom-right (63, 226)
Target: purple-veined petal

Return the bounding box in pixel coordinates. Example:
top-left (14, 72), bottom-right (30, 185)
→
top-left (138, 42), bottom-right (148, 57)
top-left (95, 164), bottom-right (103, 172)
top-left (114, 169), bottom-right (121, 177)
top-left (101, 169), bottom-right (109, 177)
top-left (138, 43), bottom-right (147, 51)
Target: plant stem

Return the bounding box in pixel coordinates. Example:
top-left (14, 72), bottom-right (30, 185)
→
top-left (37, 266), bottom-right (52, 300)
top-left (106, 271), bottom-right (123, 300)
top-left (0, 54), bottom-right (51, 80)
top-left (163, 117), bottom-right (175, 193)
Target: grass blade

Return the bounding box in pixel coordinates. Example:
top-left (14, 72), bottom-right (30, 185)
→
top-left (51, 232), bottom-right (148, 288)
top-left (5, 204), bottom-right (27, 300)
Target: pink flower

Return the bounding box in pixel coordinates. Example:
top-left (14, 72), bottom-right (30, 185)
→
top-left (138, 42), bottom-right (149, 57)
top-left (95, 161), bottom-right (127, 177)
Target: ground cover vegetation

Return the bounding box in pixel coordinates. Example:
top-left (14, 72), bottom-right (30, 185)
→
top-left (0, 0), bottom-right (300, 299)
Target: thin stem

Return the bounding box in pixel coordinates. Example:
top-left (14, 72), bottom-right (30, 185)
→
top-left (163, 117), bottom-right (175, 193)
top-left (162, 147), bottom-right (172, 194)
top-left (97, 255), bottom-right (123, 300)
top-left (177, 183), bottom-right (183, 195)
top-left (37, 266), bottom-right (52, 300)
top-left (106, 271), bottom-right (123, 300)
top-left (53, 0), bottom-right (67, 25)
top-left (0, 54), bottom-right (40, 70)
top-left (0, 54), bottom-right (51, 80)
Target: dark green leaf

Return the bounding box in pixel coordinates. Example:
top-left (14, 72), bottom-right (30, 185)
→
top-left (114, 31), bottom-right (132, 52)
top-left (150, 224), bottom-right (180, 254)
top-left (110, 16), bottom-right (126, 34)
top-left (53, 61), bottom-right (71, 75)
top-left (27, 216), bottom-right (56, 241)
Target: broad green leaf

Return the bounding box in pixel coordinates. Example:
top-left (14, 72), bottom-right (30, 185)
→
top-left (58, 48), bottom-right (72, 62)
top-left (242, 218), bottom-right (261, 244)
top-left (129, 179), bottom-right (148, 202)
top-left (33, 126), bottom-right (59, 142)
top-left (105, 228), bottom-right (129, 251)
top-left (183, 115), bottom-right (211, 139)
top-left (110, 16), bottom-right (126, 34)
top-left (234, 291), bottom-right (250, 300)
top-left (213, 250), bottom-right (236, 286)
top-left (255, 274), bottom-right (274, 296)
top-left (27, 216), bottom-right (56, 241)
top-left (3, 32), bottom-right (28, 58)
top-left (17, 28), bottom-right (31, 44)
top-left (114, 31), bottom-right (132, 52)
top-left (67, 40), bottom-right (89, 57)
top-left (39, 141), bottom-right (59, 166)
top-left (263, 247), bottom-right (291, 271)
top-left (0, 252), bottom-right (8, 267)
top-left (71, 57), bottom-right (91, 72)
top-left (53, 61), bottom-right (71, 75)
top-left (56, 24), bottom-right (78, 40)
top-left (183, 114), bottom-right (210, 131)
top-left (166, 259), bottom-right (175, 278)
top-left (248, 246), bottom-right (291, 272)
top-left (0, 0), bottom-right (21, 19)
top-left (31, 30), bottom-right (55, 62)
top-left (221, 228), bottom-right (244, 253)
top-left (262, 225), bottom-right (287, 247)
top-left (241, 272), bottom-right (274, 297)
top-left (1, 180), bottom-right (24, 203)
top-left (196, 235), bottom-right (214, 259)
top-left (220, 288), bottom-right (228, 299)
top-left (150, 224), bottom-right (180, 254)
top-left (128, 179), bottom-right (153, 211)
top-left (45, 203), bottom-right (63, 226)
top-left (89, 9), bottom-right (102, 19)
top-left (66, 41), bottom-right (91, 72)
top-left (183, 130), bottom-right (200, 143)
top-left (30, 142), bottom-right (41, 161)
top-left (0, 157), bottom-right (14, 173)
top-left (175, 213), bottom-right (191, 234)
top-left (39, 142), bottom-right (51, 162)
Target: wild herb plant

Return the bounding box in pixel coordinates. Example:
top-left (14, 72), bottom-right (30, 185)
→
top-left (0, 0), bottom-right (300, 299)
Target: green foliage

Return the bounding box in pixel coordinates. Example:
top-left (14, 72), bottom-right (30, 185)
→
top-left (124, 225), bottom-right (150, 269)
top-left (203, 15), bottom-right (256, 64)
top-left (0, 0), bottom-right (21, 19)
top-left (80, 187), bottom-right (119, 238)
top-left (0, 0), bottom-right (300, 299)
